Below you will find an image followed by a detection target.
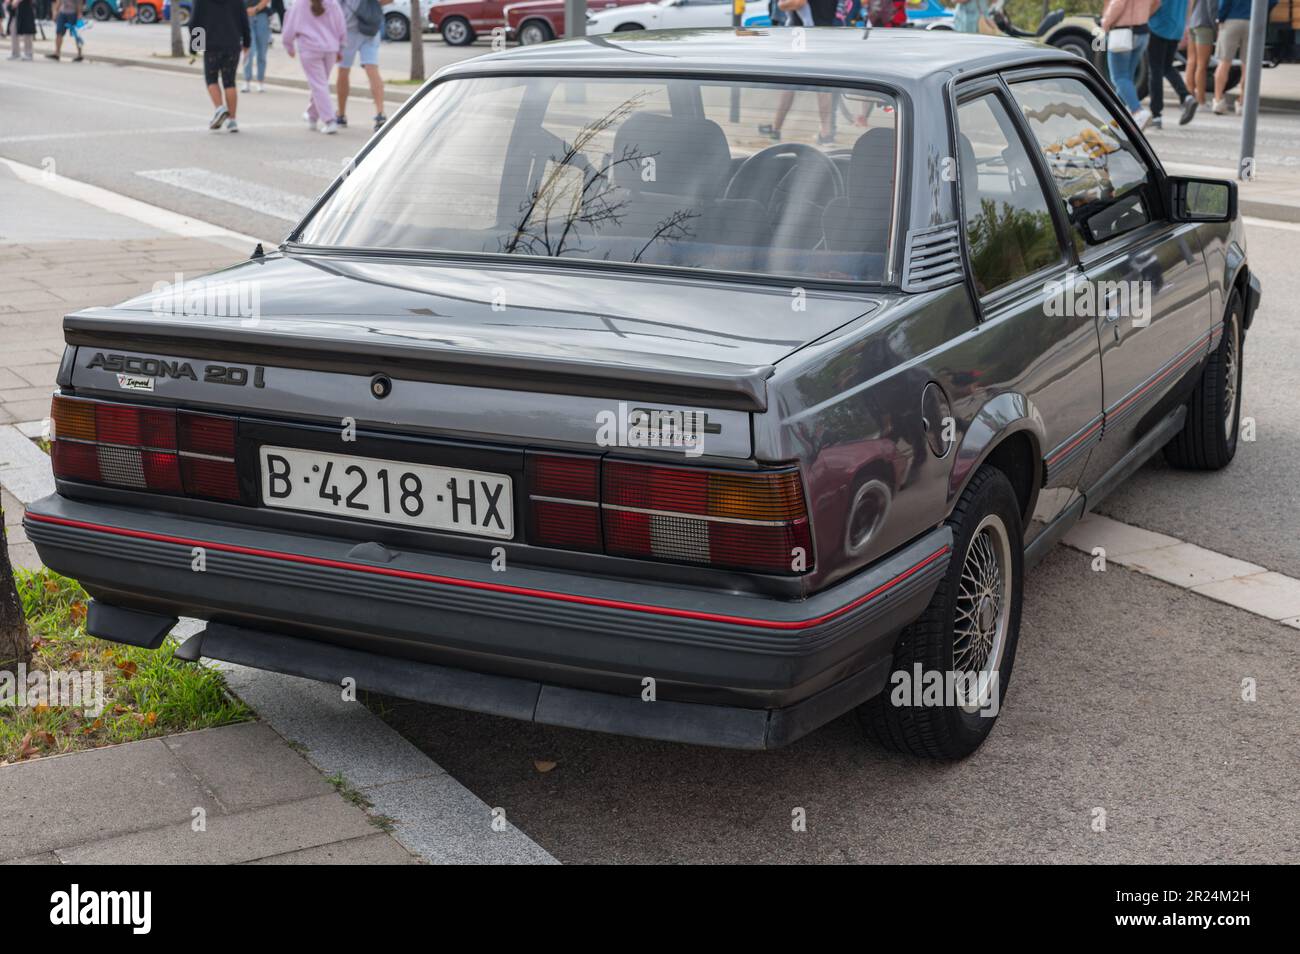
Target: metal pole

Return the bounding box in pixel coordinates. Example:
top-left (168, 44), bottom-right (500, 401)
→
top-left (565, 0), bottom-right (586, 38)
top-left (1238, 0), bottom-right (1268, 181)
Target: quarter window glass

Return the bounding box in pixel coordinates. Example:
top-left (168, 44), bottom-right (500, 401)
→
top-left (956, 94), bottom-right (1062, 297)
top-left (1009, 77), bottom-right (1153, 251)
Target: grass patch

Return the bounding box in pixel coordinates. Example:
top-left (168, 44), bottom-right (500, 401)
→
top-left (0, 569), bottom-right (251, 764)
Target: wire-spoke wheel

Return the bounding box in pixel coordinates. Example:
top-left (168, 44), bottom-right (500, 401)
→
top-left (859, 465), bottom-right (1024, 759)
top-left (1165, 288), bottom-right (1245, 470)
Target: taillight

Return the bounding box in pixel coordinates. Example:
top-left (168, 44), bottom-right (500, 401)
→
top-left (51, 395), bottom-right (240, 502)
top-left (526, 453), bottom-right (601, 552)
top-left (601, 461), bottom-right (813, 575)
top-left (178, 412), bottom-right (240, 501)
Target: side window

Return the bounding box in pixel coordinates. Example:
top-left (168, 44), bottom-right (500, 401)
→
top-left (1009, 76), bottom-right (1154, 252)
top-left (956, 93), bottom-right (1063, 298)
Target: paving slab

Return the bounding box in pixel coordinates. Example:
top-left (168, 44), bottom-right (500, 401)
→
top-left (0, 740), bottom-right (220, 862)
top-left (1192, 572), bottom-right (1300, 621)
top-left (161, 722), bottom-right (334, 814)
top-left (244, 833), bottom-right (420, 865)
top-left (55, 792), bottom-right (380, 865)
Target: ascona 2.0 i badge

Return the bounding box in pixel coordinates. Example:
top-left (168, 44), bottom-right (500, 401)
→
top-left (27, 29), bottom-right (1259, 758)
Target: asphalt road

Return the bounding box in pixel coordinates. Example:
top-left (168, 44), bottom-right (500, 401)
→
top-left (3, 51), bottom-right (1298, 863)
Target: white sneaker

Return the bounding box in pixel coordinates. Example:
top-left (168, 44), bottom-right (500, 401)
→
top-left (303, 110), bottom-right (317, 130)
top-left (209, 104), bottom-right (229, 129)
top-left (240, 81), bottom-right (250, 92)
top-left (1213, 98), bottom-right (1227, 114)
top-left (1235, 98), bottom-right (1244, 114)
top-left (256, 82), bottom-right (265, 93)
top-left (1131, 107), bottom-right (1152, 130)
top-left (320, 120), bottom-right (339, 135)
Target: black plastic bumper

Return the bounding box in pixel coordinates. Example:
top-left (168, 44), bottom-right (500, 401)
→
top-left (24, 494), bottom-right (950, 749)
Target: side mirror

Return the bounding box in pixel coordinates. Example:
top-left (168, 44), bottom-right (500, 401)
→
top-left (1167, 175), bottom-right (1236, 223)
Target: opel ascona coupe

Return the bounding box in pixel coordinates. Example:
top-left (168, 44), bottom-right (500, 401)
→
top-left (26, 29), bottom-right (1258, 758)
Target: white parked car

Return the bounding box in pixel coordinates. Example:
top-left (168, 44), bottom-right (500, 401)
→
top-left (587, 0), bottom-right (765, 35)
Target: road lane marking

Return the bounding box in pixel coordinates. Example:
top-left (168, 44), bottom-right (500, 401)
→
top-left (1063, 513), bottom-right (1300, 629)
top-left (137, 167), bottom-right (315, 223)
top-left (0, 156), bottom-right (264, 249)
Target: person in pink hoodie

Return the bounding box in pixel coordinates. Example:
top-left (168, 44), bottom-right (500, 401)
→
top-left (282, 0), bottom-right (348, 134)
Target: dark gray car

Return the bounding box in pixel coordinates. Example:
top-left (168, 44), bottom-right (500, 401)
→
top-left (26, 29), bottom-right (1259, 758)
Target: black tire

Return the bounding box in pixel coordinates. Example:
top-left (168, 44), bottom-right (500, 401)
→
top-left (1050, 32), bottom-right (1092, 61)
top-left (90, 0), bottom-right (113, 21)
top-left (517, 19), bottom-right (553, 45)
top-left (441, 15), bottom-right (474, 46)
top-left (1164, 289), bottom-right (1244, 470)
top-left (614, 22), bottom-right (645, 31)
top-left (859, 466), bottom-right (1024, 760)
top-left (136, 2), bottom-right (157, 22)
top-left (384, 11), bottom-right (409, 42)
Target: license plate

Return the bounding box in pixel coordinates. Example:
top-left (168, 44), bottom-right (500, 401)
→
top-left (259, 445), bottom-right (513, 539)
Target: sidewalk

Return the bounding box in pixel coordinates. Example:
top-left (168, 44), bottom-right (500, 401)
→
top-left (26, 19), bottom-right (485, 103)
top-left (0, 723), bottom-right (418, 864)
top-left (0, 160), bottom-right (557, 865)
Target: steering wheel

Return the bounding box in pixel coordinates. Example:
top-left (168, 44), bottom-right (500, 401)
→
top-left (725, 142), bottom-right (845, 217)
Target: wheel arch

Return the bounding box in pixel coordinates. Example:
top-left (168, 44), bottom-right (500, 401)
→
top-left (947, 392), bottom-right (1044, 531)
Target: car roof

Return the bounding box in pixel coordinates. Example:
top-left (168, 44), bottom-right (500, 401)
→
top-left (446, 27), bottom-right (1077, 87)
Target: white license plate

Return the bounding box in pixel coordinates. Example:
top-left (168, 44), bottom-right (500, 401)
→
top-left (259, 445), bottom-right (513, 539)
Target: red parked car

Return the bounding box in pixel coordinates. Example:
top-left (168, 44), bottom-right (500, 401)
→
top-left (504, 0), bottom-right (639, 45)
top-left (428, 0), bottom-right (510, 46)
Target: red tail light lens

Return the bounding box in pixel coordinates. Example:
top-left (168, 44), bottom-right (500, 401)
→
top-left (526, 453), bottom-right (601, 552)
top-left (50, 395), bottom-right (239, 501)
top-left (602, 461), bottom-right (813, 575)
top-left (178, 412), bottom-right (240, 500)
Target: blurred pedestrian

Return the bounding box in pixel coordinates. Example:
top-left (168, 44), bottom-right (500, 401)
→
top-left (190, 0), bottom-right (250, 133)
top-left (864, 0), bottom-right (905, 27)
top-left (241, 0), bottom-right (270, 92)
top-left (1213, 0), bottom-right (1276, 114)
top-left (1147, 0), bottom-right (1197, 127)
top-left (758, 0), bottom-right (840, 143)
top-left (951, 0), bottom-right (996, 35)
top-left (283, 0), bottom-right (346, 134)
top-left (1102, 0), bottom-right (1159, 129)
top-left (1185, 0), bottom-right (1215, 107)
top-left (44, 0), bottom-right (83, 61)
top-left (336, 0), bottom-right (389, 132)
top-left (6, 0), bottom-right (36, 60)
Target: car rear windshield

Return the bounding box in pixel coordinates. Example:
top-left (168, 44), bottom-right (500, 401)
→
top-left (296, 74), bottom-right (899, 283)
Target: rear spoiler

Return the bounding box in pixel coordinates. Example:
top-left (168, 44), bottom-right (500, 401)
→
top-left (62, 309), bottom-right (773, 412)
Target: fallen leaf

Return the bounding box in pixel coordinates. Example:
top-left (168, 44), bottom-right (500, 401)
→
top-left (69, 603), bottom-right (87, 625)
top-left (43, 580), bottom-right (58, 594)
top-left (112, 705), bottom-right (128, 715)
top-left (35, 730), bottom-right (55, 747)
top-left (533, 760), bottom-right (557, 774)
top-left (17, 733), bottom-right (40, 760)
top-left (68, 651), bottom-right (82, 664)
top-left (115, 660), bottom-right (138, 677)
top-left (31, 703), bottom-right (49, 716)
top-left (144, 712), bottom-right (157, 726)
top-left (81, 719), bottom-right (103, 735)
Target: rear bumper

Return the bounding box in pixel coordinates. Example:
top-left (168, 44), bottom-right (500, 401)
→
top-left (24, 494), bottom-right (950, 749)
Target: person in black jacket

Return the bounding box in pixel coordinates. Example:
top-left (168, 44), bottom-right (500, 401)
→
top-left (6, 0), bottom-right (37, 60)
top-left (189, 0), bottom-right (250, 133)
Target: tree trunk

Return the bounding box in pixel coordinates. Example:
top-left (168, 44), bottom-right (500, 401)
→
top-left (171, 3), bottom-right (184, 57)
top-left (409, 0), bottom-right (425, 82)
top-left (0, 505), bottom-right (31, 671)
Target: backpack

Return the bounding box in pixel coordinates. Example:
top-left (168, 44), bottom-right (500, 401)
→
top-left (355, 0), bottom-right (382, 37)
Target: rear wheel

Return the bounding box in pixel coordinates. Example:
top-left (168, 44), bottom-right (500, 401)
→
top-left (859, 466), bottom-right (1024, 760)
top-left (90, 0), bottom-right (113, 21)
top-left (441, 16), bottom-right (474, 46)
top-left (1050, 32), bottom-right (1093, 61)
top-left (517, 19), bottom-right (553, 45)
top-left (137, 2), bottom-right (157, 22)
top-left (1164, 290), bottom-right (1244, 470)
